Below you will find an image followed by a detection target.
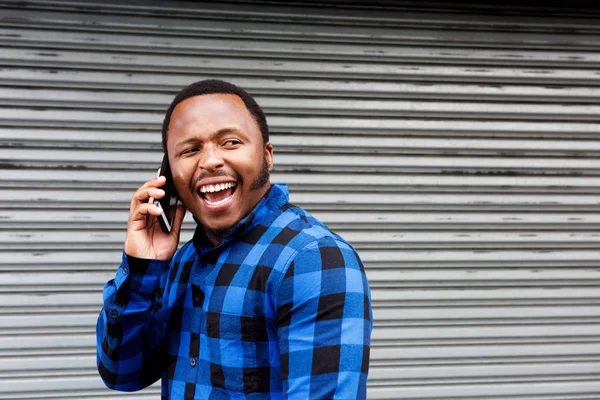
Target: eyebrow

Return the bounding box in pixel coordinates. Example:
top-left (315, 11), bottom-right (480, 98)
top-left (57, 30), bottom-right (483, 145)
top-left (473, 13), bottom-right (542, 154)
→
top-left (175, 127), bottom-right (247, 148)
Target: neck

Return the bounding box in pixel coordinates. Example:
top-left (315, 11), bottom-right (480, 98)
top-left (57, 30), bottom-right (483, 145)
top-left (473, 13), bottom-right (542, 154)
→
top-left (203, 226), bottom-right (231, 246)
top-left (202, 181), bottom-right (272, 246)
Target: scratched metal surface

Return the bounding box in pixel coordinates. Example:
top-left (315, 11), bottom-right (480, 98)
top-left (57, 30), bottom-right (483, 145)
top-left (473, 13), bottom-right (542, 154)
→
top-left (1, 1), bottom-right (600, 399)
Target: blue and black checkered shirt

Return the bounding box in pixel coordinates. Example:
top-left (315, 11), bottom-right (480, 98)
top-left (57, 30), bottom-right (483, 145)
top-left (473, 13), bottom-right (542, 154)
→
top-left (97, 184), bottom-right (372, 399)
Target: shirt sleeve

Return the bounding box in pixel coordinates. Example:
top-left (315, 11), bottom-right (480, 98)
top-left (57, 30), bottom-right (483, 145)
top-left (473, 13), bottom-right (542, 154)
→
top-left (276, 236), bottom-right (373, 400)
top-left (96, 252), bottom-right (171, 392)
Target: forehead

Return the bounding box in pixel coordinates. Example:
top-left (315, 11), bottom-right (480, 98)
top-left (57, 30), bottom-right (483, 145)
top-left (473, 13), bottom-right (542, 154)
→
top-left (169, 93), bottom-right (250, 127)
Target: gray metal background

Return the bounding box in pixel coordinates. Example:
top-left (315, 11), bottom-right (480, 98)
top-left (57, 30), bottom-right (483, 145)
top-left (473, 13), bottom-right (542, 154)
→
top-left (1, 0), bottom-right (600, 399)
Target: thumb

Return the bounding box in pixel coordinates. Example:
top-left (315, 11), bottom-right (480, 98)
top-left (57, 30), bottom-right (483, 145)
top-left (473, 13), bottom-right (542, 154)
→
top-left (171, 204), bottom-right (187, 235)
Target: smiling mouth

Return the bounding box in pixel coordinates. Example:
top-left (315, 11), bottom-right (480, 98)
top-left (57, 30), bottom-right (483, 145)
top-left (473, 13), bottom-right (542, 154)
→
top-left (198, 182), bottom-right (237, 206)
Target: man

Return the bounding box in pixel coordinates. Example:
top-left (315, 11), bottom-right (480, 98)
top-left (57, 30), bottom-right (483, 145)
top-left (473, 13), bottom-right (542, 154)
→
top-left (96, 79), bottom-right (372, 399)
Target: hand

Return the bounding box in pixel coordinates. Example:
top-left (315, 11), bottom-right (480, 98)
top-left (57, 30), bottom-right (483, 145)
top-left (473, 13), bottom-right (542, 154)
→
top-left (124, 175), bottom-right (186, 260)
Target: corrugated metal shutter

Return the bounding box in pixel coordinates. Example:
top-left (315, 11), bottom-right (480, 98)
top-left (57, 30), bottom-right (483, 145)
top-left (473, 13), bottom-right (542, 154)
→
top-left (1, 0), bottom-right (600, 398)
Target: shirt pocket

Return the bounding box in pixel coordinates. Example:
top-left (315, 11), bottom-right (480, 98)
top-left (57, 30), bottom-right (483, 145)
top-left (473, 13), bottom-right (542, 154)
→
top-left (205, 311), bottom-right (261, 393)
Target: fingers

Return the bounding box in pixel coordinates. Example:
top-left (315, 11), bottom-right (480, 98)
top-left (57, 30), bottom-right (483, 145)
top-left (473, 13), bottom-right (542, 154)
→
top-left (128, 201), bottom-right (163, 227)
top-left (139, 202), bottom-right (164, 217)
top-left (130, 176), bottom-right (166, 207)
top-left (128, 176), bottom-right (168, 227)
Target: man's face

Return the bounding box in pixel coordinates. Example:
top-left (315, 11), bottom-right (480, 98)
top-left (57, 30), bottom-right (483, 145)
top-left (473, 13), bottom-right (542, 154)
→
top-left (166, 93), bottom-right (273, 244)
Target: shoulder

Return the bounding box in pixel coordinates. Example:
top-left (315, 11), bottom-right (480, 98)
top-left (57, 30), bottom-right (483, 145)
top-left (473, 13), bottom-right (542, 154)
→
top-left (275, 203), bottom-right (340, 243)
top-left (273, 203), bottom-right (364, 274)
top-left (264, 203), bottom-right (332, 250)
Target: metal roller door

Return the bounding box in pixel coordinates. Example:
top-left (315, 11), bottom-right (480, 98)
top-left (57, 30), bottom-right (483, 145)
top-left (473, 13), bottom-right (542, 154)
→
top-left (1, 1), bottom-right (600, 398)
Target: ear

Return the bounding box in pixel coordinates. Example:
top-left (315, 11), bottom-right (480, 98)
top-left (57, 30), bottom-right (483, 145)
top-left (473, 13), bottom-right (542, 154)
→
top-left (265, 142), bottom-right (274, 172)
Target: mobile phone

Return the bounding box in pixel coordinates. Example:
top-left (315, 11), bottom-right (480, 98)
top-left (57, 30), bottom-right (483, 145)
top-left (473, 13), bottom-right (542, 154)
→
top-left (154, 154), bottom-right (179, 233)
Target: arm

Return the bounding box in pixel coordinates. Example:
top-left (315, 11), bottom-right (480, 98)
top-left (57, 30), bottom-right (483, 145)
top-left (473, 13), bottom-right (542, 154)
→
top-left (96, 253), bottom-right (171, 391)
top-left (96, 174), bottom-right (185, 391)
top-left (96, 254), bottom-right (168, 392)
top-left (276, 236), bottom-right (373, 399)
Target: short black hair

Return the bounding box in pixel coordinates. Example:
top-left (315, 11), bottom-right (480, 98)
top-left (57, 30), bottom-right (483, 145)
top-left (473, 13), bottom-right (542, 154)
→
top-left (161, 79), bottom-right (269, 154)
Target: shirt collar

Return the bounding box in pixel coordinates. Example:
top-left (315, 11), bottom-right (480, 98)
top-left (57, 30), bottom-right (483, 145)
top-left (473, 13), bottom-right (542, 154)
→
top-left (192, 183), bottom-right (289, 256)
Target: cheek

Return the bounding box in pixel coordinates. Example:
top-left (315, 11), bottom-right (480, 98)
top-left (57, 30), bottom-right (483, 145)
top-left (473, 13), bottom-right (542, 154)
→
top-left (171, 162), bottom-right (196, 191)
top-left (243, 149), bottom-right (267, 172)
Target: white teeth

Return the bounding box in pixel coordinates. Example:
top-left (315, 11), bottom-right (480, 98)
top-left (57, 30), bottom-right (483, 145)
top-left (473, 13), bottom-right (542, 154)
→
top-left (200, 181), bottom-right (236, 194)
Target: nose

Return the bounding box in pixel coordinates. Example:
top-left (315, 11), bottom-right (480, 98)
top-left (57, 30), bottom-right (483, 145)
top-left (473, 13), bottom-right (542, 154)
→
top-left (198, 144), bottom-right (224, 171)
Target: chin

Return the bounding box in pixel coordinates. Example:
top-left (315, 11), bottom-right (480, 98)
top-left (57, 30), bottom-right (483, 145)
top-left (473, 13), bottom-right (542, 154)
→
top-left (199, 215), bottom-right (236, 231)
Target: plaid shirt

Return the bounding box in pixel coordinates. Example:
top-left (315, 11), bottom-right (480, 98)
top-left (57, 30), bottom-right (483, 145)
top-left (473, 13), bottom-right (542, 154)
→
top-left (97, 184), bottom-right (372, 399)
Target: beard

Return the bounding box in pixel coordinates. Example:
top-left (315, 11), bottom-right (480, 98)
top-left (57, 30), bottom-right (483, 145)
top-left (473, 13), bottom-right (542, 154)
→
top-left (250, 154), bottom-right (271, 191)
top-left (202, 154), bottom-right (270, 242)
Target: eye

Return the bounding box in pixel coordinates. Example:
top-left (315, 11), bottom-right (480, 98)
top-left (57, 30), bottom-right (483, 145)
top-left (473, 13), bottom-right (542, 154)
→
top-left (223, 139), bottom-right (241, 147)
top-left (181, 147), bottom-right (199, 156)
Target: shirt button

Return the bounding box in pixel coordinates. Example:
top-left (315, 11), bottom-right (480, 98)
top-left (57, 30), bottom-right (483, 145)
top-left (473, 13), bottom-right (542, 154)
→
top-left (110, 310), bottom-right (118, 319)
top-left (122, 267), bottom-right (128, 274)
top-left (190, 357), bottom-right (196, 367)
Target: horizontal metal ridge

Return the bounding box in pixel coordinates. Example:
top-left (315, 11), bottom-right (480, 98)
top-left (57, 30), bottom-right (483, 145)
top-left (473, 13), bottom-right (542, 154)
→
top-left (3, 230), bottom-right (600, 245)
top-left (3, 27), bottom-right (600, 65)
top-left (4, 48), bottom-right (600, 83)
top-left (3, 209), bottom-right (600, 224)
top-left (3, 70), bottom-right (600, 103)
top-left (4, 89), bottom-right (600, 121)
top-left (3, 113), bottom-right (600, 139)
top-left (2, 2), bottom-right (600, 39)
